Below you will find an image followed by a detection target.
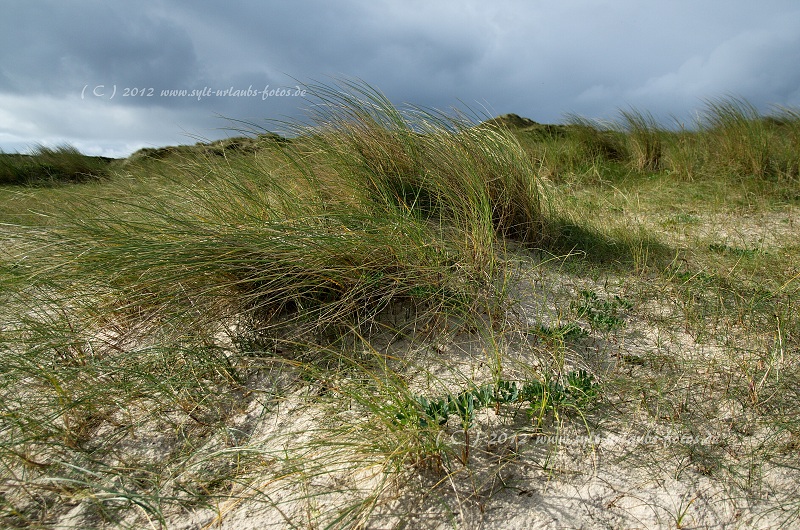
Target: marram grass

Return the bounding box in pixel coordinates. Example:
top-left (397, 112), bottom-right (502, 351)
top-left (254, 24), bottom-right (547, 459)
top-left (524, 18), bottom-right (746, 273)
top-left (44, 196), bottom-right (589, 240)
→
top-left (0, 80), bottom-right (555, 527)
top-left (3, 86), bottom-right (800, 528)
top-left (11, 80), bottom-right (551, 342)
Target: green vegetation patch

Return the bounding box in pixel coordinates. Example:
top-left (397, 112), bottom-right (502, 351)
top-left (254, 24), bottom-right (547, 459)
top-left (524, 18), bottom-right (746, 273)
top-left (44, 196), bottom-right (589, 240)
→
top-left (0, 144), bottom-right (112, 185)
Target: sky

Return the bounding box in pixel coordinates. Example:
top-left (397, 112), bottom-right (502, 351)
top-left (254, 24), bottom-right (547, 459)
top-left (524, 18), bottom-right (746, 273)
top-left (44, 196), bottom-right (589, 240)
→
top-left (1, 0), bottom-right (799, 158)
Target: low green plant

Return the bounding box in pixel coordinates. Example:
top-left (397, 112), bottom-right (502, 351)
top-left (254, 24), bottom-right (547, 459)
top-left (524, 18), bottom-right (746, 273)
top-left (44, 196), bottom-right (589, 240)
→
top-left (521, 370), bottom-right (599, 423)
top-left (570, 289), bottom-right (632, 332)
top-left (662, 213), bottom-right (701, 227)
top-left (531, 322), bottom-right (589, 342)
top-left (708, 242), bottom-right (766, 258)
top-left (398, 372), bottom-right (600, 463)
top-left (564, 369), bottom-right (600, 408)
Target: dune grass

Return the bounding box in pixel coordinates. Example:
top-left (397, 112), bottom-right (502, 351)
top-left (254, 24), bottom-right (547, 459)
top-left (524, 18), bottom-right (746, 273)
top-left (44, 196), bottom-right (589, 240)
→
top-left (0, 144), bottom-right (113, 186)
top-left (0, 80), bottom-right (558, 527)
top-left (1, 88), bottom-right (799, 528)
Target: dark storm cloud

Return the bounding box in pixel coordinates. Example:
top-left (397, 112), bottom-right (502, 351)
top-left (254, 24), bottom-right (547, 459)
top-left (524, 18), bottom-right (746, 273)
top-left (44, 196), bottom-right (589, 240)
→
top-left (149, 0), bottom-right (498, 116)
top-left (1, 0), bottom-right (799, 156)
top-left (0, 1), bottom-right (199, 98)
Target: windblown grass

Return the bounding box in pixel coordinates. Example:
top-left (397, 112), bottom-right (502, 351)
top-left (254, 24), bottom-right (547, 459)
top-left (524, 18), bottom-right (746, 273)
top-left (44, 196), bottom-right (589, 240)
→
top-left (562, 114), bottom-right (627, 167)
top-left (0, 144), bottom-right (112, 185)
top-left (2, 88), bottom-right (800, 528)
top-left (272, 80), bottom-right (550, 247)
top-left (9, 81), bottom-right (552, 341)
top-left (660, 96), bottom-right (800, 184)
top-left (617, 108), bottom-right (663, 172)
top-left (700, 96), bottom-right (777, 180)
top-left (0, 80), bottom-right (559, 527)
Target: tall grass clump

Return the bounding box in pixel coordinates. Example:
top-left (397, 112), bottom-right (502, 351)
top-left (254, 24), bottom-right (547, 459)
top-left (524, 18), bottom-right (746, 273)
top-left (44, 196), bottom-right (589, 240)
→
top-left (663, 121), bottom-right (704, 181)
top-left (699, 96), bottom-right (778, 180)
top-left (274, 80), bottom-right (550, 253)
top-left (561, 109), bottom-right (662, 174)
top-left (562, 114), bottom-right (627, 166)
top-left (769, 105), bottom-right (800, 181)
top-left (9, 86), bottom-right (800, 527)
top-left (11, 165), bottom-right (466, 346)
top-left (0, 80), bottom-right (556, 526)
top-left (660, 98), bottom-right (800, 183)
top-left (617, 108), bottom-right (663, 172)
top-left (11, 80), bottom-right (550, 341)
top-left (0, 144), bottom-right (111, 185)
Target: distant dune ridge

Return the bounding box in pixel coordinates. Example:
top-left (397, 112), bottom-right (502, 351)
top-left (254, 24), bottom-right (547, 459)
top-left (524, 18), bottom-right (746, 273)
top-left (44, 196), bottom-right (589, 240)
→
top-left (483, 113), bottom-right (540, 129)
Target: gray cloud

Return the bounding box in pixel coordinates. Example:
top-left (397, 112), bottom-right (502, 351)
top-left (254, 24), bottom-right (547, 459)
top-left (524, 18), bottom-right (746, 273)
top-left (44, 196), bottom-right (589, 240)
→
top-left (0, 1), bottom-right (199, 98)
top-left (1, 0), bottom-right (799, 156)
